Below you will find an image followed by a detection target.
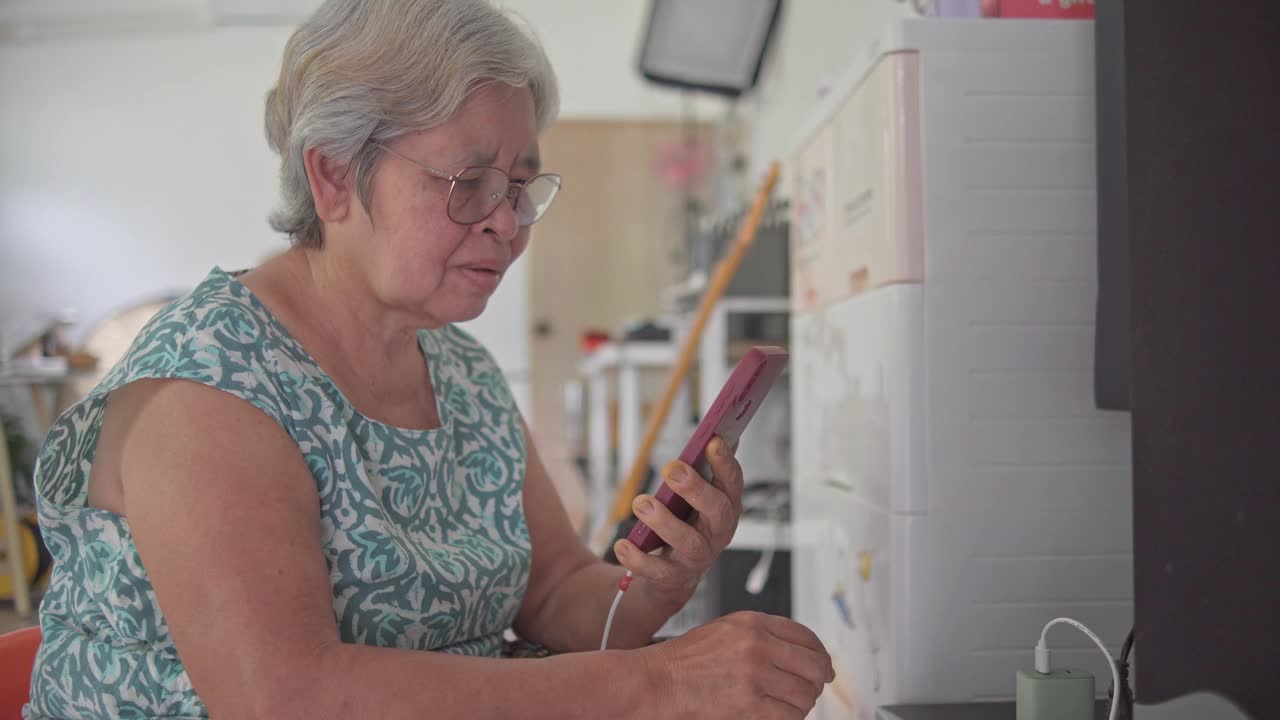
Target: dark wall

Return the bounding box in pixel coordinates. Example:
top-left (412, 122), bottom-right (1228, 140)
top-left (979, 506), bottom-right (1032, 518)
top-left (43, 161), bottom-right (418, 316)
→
top-left (1122, 1), bottom-right (1279, 716)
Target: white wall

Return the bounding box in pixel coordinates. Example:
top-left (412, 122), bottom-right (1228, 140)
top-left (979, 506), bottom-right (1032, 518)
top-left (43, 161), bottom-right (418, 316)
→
top-left (737, 0), bottom-right (917, 190)
top-left (0, 27), bottom-right (290, 353)
top-left (497, 0), bottom-right (720, 120)
top-left (0, 1), bottom-right (703, 385)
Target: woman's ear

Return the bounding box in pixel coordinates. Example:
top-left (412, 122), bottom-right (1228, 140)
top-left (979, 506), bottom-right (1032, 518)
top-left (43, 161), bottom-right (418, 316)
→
top-left (303, 146), bottom-right (352, 224)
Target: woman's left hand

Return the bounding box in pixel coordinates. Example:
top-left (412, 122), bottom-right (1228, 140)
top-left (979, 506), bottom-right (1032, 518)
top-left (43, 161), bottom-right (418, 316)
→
top-left (612, 436), bottom-right (743, 595)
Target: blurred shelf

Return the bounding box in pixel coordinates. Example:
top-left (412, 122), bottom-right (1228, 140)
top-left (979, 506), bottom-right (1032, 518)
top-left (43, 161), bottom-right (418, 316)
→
top-left (729, 517), bottom-right (792, 551)
top-left (577, 341), bottom-right (677, 377)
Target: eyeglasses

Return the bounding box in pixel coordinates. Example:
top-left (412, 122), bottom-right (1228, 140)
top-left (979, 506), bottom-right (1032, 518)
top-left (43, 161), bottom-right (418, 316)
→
top-left (373, 142), bottom-right (561, 227)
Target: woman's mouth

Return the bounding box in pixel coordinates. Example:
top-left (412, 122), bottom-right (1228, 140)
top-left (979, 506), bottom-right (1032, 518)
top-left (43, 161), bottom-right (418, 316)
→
top-left (459, 265), bottom-right (503, 291)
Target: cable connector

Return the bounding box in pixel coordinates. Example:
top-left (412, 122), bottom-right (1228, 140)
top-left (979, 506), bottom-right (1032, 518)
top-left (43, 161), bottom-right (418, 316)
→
top-left (1035, 642), bottom-right (1052, 674)
top-left (1033, 617), bottom-right (1120, 720)
top-left (600, 571), bottom-right (633, 651)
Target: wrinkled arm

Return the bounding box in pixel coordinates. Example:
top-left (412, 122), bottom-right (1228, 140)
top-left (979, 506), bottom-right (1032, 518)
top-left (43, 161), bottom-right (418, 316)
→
top-left (116, 380), bottom-right (657, 719)
top-left (513, 423), bottom-right (693, 651)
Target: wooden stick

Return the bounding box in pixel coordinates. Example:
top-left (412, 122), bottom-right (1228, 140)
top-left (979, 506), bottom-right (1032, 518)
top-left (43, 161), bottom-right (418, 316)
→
top-left (607, 162), bottom-right (781, 526)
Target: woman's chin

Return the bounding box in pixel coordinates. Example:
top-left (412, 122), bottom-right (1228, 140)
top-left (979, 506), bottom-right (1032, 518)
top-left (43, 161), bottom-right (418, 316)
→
top-left (428, 296), bottom-right (490, 326)
top-left (391, 283), bottom-right (493, 327)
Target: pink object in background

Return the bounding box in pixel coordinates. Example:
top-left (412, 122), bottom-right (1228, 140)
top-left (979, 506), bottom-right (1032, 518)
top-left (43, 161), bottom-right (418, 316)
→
top-left (653, 137), bottom-right (711, 194)
top-left (982, 0), bottom-right (1096, 18)
top-left (930, 0), bottom-right (983, 17)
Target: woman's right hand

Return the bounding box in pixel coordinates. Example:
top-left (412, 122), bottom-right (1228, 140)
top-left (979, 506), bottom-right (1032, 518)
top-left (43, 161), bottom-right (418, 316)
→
top-left (639, 611), bottom-right (836, 719)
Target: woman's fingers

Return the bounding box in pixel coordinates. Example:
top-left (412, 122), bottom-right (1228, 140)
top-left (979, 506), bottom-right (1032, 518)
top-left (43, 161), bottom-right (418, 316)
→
top-left (705, 437), bottom-right (744, 515)
top-left (661, 460), bottom-right (736, 548)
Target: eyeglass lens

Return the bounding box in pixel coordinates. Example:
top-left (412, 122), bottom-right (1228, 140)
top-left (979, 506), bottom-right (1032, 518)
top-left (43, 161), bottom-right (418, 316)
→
top-left (449, 167), bottom-right (561, 226)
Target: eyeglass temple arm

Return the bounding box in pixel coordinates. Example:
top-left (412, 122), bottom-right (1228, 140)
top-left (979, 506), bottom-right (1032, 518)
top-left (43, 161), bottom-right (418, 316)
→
top-left (371, 141), bottom-right (455, 181)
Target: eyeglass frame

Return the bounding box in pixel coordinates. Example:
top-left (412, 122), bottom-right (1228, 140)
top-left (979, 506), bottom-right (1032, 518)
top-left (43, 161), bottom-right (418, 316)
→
top-left (371, 141), bottom-right (561, 227)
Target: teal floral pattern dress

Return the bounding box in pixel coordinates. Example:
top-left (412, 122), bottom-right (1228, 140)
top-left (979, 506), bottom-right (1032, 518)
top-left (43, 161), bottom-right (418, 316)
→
top-left (25, 267), bottom-right (531, 719)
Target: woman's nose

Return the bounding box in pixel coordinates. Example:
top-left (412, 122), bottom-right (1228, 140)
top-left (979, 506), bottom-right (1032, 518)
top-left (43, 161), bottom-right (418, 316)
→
top-left (480, 188), bottom-right (520, 241)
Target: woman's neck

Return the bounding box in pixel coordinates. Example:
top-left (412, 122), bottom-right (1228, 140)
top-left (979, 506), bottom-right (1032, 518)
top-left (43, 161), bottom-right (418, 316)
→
top-left (289, 246), bottom-right (424, 365)
top-left (239, 248), bottom-right (420, 380)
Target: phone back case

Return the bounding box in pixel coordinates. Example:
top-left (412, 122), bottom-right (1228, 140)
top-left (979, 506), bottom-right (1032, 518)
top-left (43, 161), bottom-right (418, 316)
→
top-left (626, 346), bottom-right (790, 553)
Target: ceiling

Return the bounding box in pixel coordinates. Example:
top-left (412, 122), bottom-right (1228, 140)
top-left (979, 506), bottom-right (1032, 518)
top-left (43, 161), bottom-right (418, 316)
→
top-left (0, 0), bottom-right (325, 41)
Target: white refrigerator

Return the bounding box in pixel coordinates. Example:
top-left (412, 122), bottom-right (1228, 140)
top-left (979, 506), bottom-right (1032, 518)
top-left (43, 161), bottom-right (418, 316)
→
top-left (788, 19), bottom-right (1133, 719)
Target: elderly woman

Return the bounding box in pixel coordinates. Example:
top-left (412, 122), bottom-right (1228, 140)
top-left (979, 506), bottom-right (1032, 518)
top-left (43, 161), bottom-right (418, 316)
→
top-left (25, 1), bottom-right (832, 718)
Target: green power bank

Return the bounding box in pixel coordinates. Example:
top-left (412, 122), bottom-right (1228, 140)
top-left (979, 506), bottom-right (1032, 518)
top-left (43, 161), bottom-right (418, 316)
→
top-left (1016, 669), bottom-right (1096, 720)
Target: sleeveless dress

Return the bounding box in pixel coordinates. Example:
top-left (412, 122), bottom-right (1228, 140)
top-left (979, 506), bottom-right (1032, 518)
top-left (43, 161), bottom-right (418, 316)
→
top-left (24, 267), bottom-right (531, 719)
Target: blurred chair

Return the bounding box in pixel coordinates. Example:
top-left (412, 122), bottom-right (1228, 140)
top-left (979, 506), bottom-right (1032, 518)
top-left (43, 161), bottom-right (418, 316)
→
top-left (0, 625), bottom-right (41, 720)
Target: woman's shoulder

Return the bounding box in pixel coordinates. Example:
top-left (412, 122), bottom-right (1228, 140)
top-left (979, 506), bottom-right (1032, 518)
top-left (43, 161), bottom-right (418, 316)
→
top-left (92, 268), bottom-right (290, 416)
top-left (37, 269), bottom-right (295, 510)
top-left (133, 267), bottom-right (275, 351)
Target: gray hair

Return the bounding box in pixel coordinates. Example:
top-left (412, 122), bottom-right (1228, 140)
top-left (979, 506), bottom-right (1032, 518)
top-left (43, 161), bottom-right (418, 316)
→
top-left (264, 0), bottom-right (560, 248)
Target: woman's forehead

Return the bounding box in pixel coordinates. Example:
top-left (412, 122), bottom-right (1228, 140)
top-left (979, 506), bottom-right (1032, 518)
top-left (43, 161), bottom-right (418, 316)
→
top-left (449, 147), bottom-right (541, 172)
top-left (414, 88), bottom-right (539, 170)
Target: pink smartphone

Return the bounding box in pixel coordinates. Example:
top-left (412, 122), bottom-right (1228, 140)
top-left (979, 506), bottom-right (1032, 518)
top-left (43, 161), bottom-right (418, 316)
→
top-left (626, 345), bottom-right (789, 553)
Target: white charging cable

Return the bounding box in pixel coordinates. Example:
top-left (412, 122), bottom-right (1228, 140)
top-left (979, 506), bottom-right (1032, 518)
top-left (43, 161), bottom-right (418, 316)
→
top-left (600, 571), bottom-right (633, 651)
top-left (743, 486), bottom-right (789, 595)
top-left (1035, 617), bottom-right (1120, 720)
top-left (745, 505), bottom-right (785, 595)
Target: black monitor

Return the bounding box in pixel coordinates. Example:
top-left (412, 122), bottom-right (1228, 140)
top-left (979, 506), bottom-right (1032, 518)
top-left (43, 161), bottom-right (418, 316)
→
top-left (1094, 2), bottom-right (1279, 718)
top-left (636, 0), bottom-right (782, 97)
